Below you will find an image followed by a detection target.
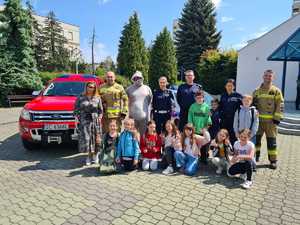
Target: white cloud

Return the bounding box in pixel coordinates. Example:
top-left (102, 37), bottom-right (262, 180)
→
top-left (81, 38), bottom-right (110, 63)
top-left (221, 16), bottom-right (234, 23)
top-left (231, 26), bottom-right (271, 50)
top-left (253, 26), bottom-right (270, 38)
top-left (232, 41), bottom-right (247, 50)
top-left (98, 0), bottom-right (111, 5)
top-left (236, 27), bottom-right (245, 31)
top-left (212, 0), bottom-right (222, 9)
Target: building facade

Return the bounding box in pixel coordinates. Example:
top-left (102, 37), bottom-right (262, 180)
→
top-left (236, 1), bottom-right (300, 102)
top-left (0, 5), bottom-right (80, 58)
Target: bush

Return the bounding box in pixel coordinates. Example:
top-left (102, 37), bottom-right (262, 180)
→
top-left (38, 71), bottom-right (59, 85)
top-left (197, 49), bottom-right (237, 95)
top-left (98, 74), bottom-right (132, 89)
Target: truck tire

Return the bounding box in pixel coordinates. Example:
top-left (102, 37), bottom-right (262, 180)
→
top-left (22, 139), bottom-right (39, 151)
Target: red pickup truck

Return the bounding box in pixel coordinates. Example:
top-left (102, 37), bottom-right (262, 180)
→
top-left (19, 74), bottom-right (103, 150)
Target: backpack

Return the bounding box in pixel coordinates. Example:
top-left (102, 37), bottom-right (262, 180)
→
top-left (237, 107), bottom-right (255, 130)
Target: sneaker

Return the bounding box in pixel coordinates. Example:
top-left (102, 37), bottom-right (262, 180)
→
top-left (93, 153), bottom-right (99, 164)
top-left (216, 168), bottom-right (222, 175)
top-left (86, 157), bottom-right (91, 166)
top-left (162, 166), bottom-right (174, 175)
top-left (270, 162), bottom-right (277, 170)
top-left (239, 173), bottom-right (247, 181)
top-left (241, 180), bottom-right (253, 189)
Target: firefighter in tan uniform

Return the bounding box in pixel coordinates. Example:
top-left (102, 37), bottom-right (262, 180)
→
top-left (253, 70), bottom-right (284, 169)
top-left (99, 71), bottom-right (128, 132)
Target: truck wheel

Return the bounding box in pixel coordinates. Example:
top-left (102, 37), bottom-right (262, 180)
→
top-left (22, 139), bottom-right (39, 151)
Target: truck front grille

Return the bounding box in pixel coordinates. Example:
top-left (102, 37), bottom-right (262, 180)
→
top-left (31, 111), bottom-right (75, 122)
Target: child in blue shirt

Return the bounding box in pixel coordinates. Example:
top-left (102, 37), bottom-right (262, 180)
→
top-left (116, 118), bottom-right (140, 171)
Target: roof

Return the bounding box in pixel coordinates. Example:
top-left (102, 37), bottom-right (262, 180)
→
top-left (53, 74), bottom-right (103, 84)
top-left (268, 27), bottom-right (300, 61)
top-left (239, 13), bottom-right (300, 52)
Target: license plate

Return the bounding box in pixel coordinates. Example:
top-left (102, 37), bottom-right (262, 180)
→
top-left (44, 124), bottom-right (69, 130)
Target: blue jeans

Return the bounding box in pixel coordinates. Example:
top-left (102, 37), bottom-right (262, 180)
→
top-left (250, 136), bottom-right (256, 145)
top-left (174, 151), bottom-right (199, 176)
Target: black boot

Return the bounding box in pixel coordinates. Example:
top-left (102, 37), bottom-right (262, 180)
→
top-left (270, 161), bottom-right (277, 170)
top-left (255, 154), bottom-right (260, 163)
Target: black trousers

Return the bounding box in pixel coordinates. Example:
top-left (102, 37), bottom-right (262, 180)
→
top-left (221, 117), bottom-right (237, 145)
top-left (228, 161), bottom-right (253, 181)
top-left (153, 112), bottom-right (171, 134)
top-left (200, 143), bottom-right (209, 163)
top-left (179, 110), bottom-right (188, 132)
top-left (120, 158), bottom-right (137, 171)
top-left (296, 87), bottom-right (300, 109)
top-left (164, 146), bottom-right (175, 166)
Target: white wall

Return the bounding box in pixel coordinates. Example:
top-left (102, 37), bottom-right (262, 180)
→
top-left (237, 14), bottom-right (300, 102)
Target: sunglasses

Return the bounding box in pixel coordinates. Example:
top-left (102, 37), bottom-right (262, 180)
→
top-left (133, 77), bottom-right (142, 81)
top-left (87, 85), bottom-right (96, 89)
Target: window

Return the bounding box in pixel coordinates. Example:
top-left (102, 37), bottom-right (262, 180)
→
top-left (68, 31), bottom-right (73, 41)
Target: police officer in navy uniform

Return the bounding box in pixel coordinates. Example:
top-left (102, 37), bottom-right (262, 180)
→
top-left (219, 79), bottom-right (243, 145)
top-left (176, 70), bottom-right (202, 132)
top-left (152, 76), bottom-right (174, 134)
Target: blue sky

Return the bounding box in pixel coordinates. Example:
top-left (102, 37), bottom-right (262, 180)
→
top-left (0, 0), bottom-right (294, 63)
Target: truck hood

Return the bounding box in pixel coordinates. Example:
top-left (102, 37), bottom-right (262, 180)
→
top-left (25, 96), bottom-right (77, 111)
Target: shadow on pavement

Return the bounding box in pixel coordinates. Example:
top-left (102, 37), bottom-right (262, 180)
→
top-left (0, 133), bottom-right (85, 171)
top-left (195, 163), bottom-right (245, 189)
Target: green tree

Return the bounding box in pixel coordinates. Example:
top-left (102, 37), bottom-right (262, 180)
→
top-left (42, 11), bottom-right (70, 71)
top-left (197, 49), bottom-right (238, 95)
top-left (117, 12), bottom-right (149, 82)
top-left (175, 0), bottom-right (221, 75)
top-left (148, 27), bottom-right (177, 89)
top-left (26, 0), bottom-right (46, 71)
top-left (0, 0), bottom-right (42, 104)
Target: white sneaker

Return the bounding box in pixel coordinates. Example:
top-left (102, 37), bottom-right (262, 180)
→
top-left (241, 180), bottom-right (253, 189)
top-left (239, 173), bottom-right (247, 181)
top-left (216, 168), bottom-right (222, 175)
top-left (162, 166), bottom-right (174, 175)
top-left (86, 157), bottom-right (92, 166)
top-left (93, 153), bottom-right (99, 164)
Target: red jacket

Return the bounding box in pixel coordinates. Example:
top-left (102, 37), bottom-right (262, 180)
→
top-left (140, 133), bottom-right (162, 159)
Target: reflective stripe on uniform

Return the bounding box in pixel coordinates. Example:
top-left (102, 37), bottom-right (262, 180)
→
top-left (258, 94), bottom-right (275, 99)
top-left (267, 149), bottom-right (277, 156)
top-left (259, 114), bottom-right (273, 119)
top-left (107, 108), bottom-right (121, 113)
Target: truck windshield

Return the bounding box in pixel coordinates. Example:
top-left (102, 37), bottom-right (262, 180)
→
top-left (43, 82), bottom-right (86, 96)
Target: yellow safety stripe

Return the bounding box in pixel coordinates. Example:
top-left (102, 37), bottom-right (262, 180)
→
top-left (267, 149), bottom-right (278, 156)
top-left (259, 114), bottom-right (273, 119)
top-left (274, 113), bottom-right (283, 118)
top-left (107, 109), bottom-right (121, 113)
top-left (257, 94), bottom-right (282, 100)
top-left (257, 94), bottom-right (275, 99)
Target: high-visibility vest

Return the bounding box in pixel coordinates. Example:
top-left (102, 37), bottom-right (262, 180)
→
top-left (252, 84), bottom-right (284, 122)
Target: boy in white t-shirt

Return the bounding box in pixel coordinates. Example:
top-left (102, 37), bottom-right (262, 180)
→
top-left (228, 129), bottom-right (255, 189)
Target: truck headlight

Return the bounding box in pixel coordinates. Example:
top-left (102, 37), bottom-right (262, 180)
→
top-left (20, 109), bottom-right (31, 121)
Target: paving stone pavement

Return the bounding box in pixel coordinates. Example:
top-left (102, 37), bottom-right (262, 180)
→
top-left (0, 108), bottom-right (300, 225)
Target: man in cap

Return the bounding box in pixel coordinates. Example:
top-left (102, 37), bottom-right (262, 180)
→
top-left (126, 71), bottom-right (153, 135)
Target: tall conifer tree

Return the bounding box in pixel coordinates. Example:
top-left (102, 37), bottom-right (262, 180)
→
top-left (149, 27), bottom-right (177, 89)
top-left (42, 11), bottom-right (70, 71)
top-left (117, 12), bottom-right (148, 82)
top-left (175, 0), bottom-right (221, 75)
